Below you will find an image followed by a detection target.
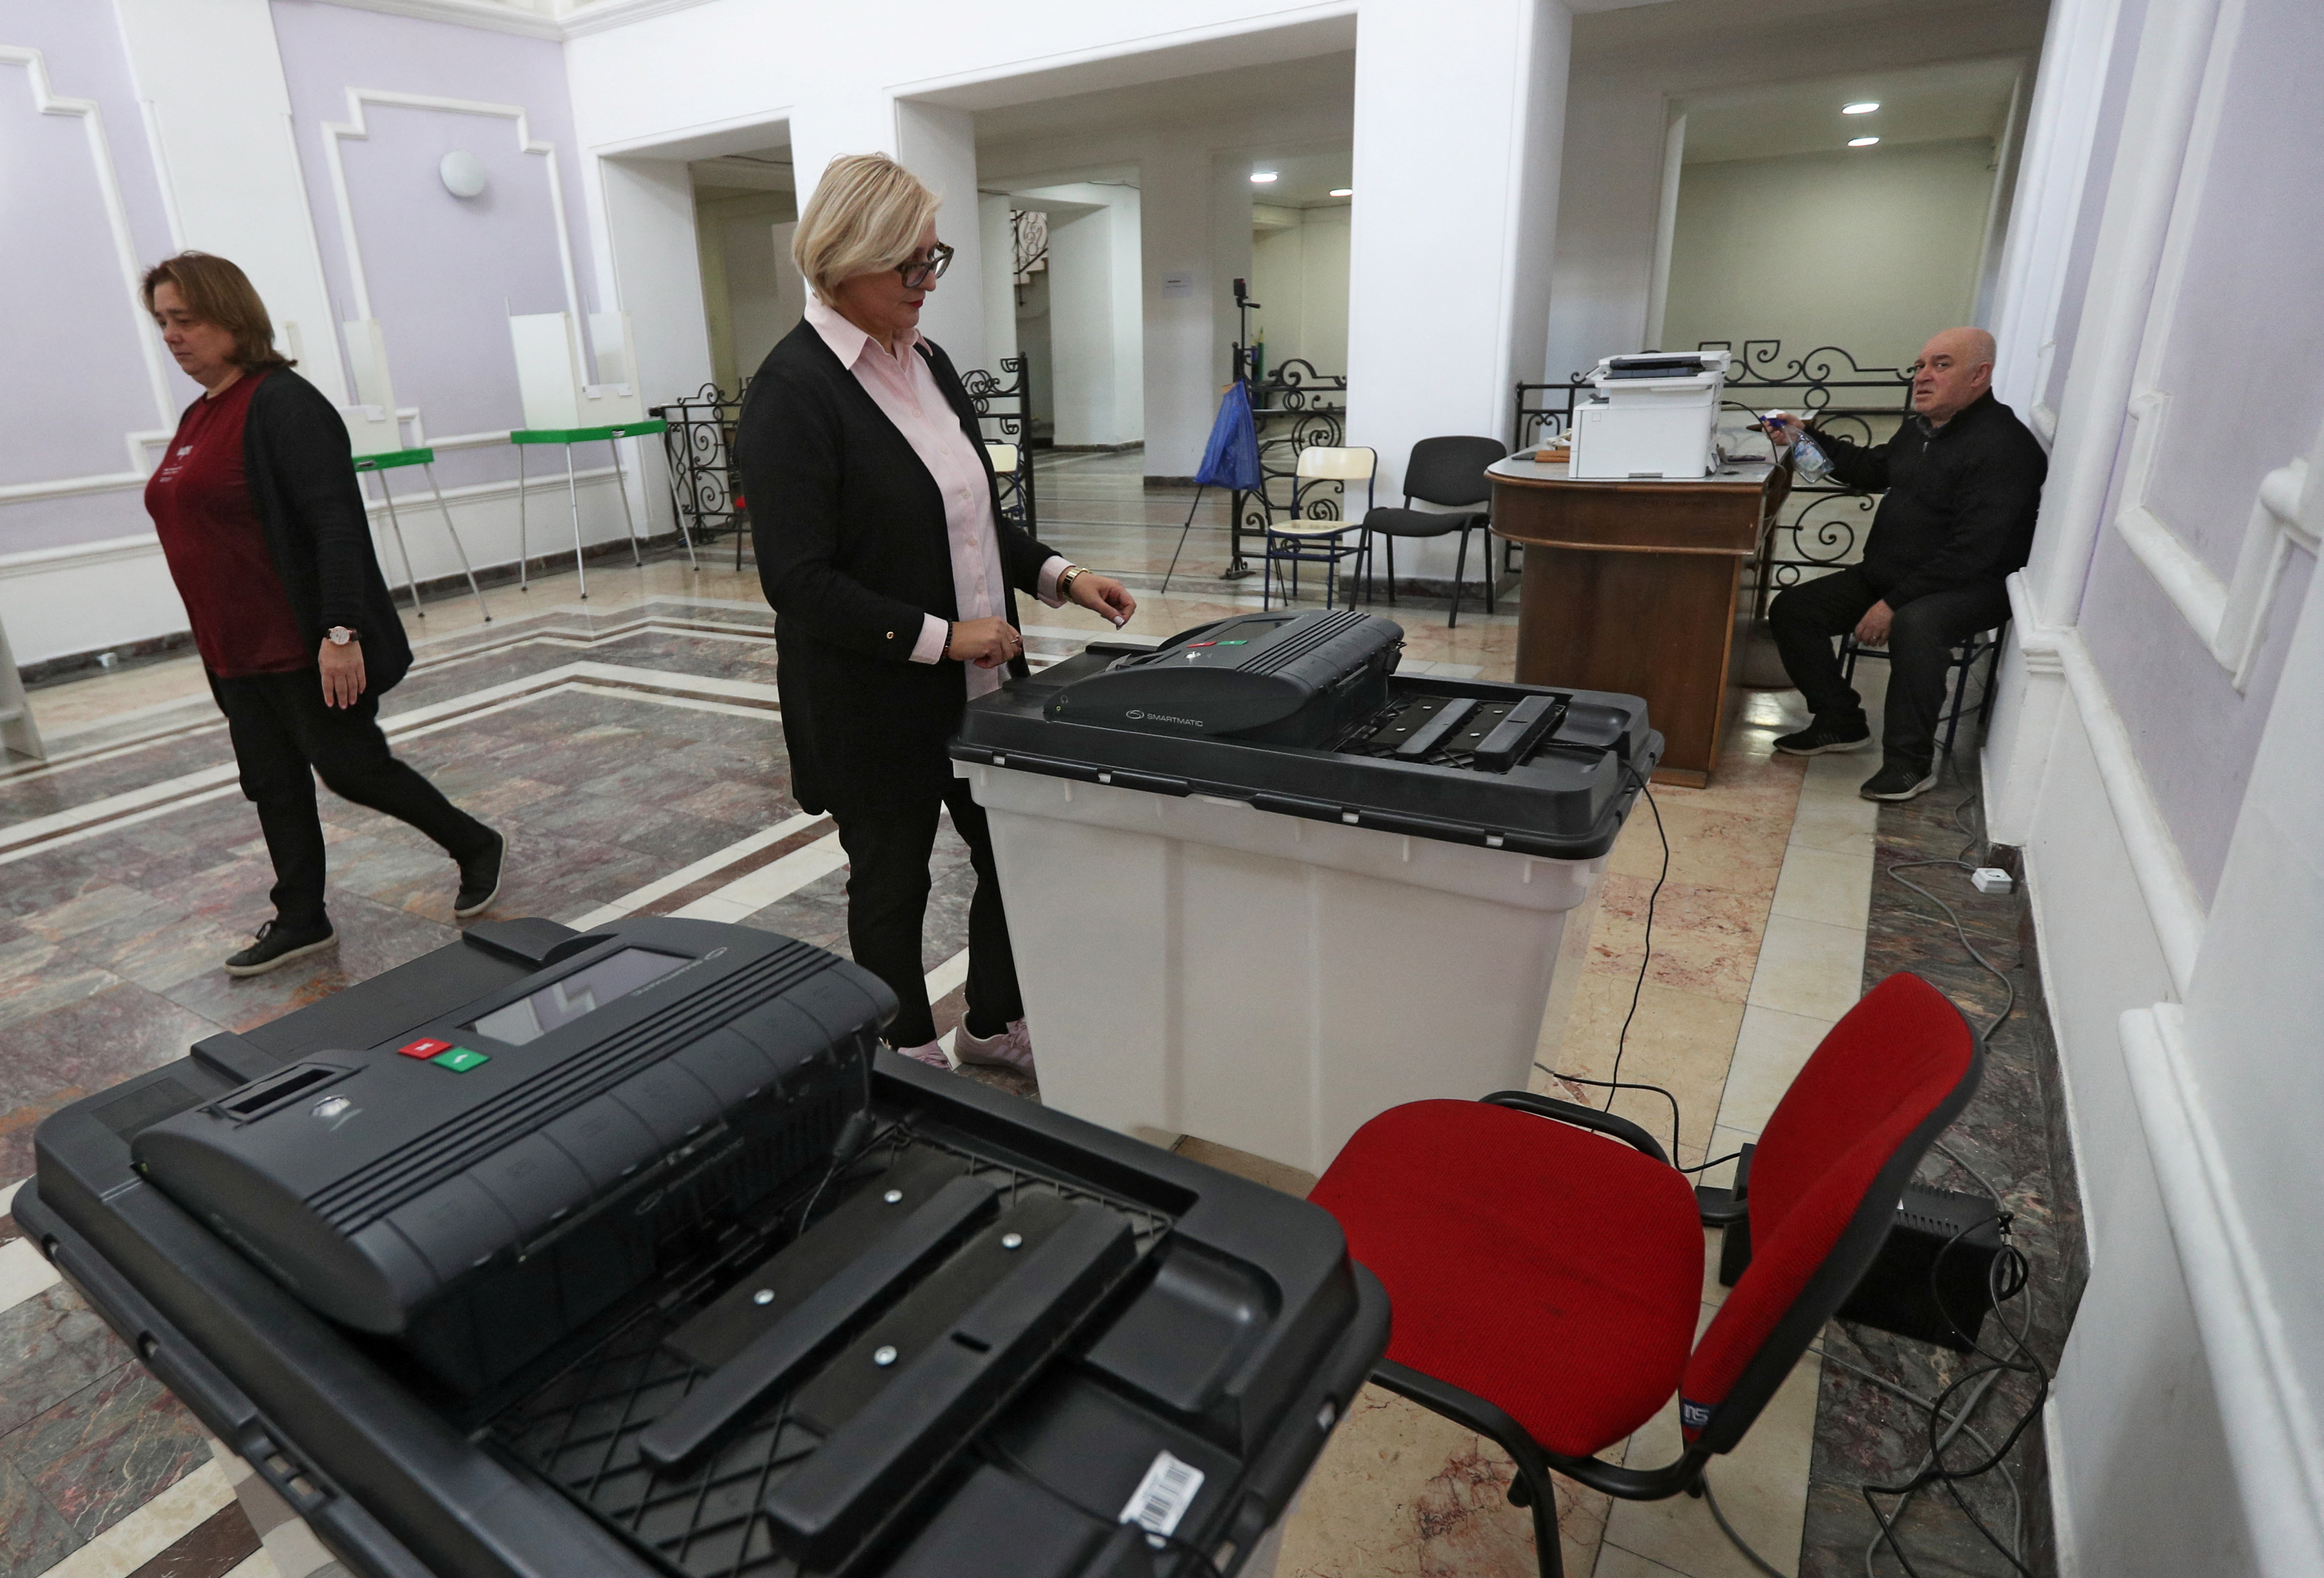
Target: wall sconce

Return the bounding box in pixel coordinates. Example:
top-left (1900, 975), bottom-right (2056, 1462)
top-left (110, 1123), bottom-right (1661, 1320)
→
top-left (439, 150), bottom-right (487, 199)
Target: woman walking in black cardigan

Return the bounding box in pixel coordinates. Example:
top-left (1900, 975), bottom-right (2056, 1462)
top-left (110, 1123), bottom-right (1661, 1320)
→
top-left (737, 154), bottom-right (1137, 1072)
top-left (141, 252), bottom-right (504, 975)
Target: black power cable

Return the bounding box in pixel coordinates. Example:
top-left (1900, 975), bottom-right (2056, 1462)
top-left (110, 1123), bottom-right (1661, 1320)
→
top-left (1537, 767), bottom-right (1685, 1161)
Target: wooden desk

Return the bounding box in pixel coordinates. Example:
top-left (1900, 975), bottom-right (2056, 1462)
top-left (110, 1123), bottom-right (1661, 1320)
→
top-left (1488, 457), bottom-right (1786, 787)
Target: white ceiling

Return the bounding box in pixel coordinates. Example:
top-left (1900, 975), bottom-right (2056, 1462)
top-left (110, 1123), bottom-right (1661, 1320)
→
top-left (973, 51), bottom-right (1353, 152)
top-left (1681, 55), bottom-right (2024, 164)
top-left (1245, 147), bottom-right (1355, 212)
top-left (1577, 0), bottom-right (2047, 58)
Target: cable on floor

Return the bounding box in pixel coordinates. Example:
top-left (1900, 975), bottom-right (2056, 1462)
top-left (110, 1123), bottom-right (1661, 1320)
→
top-left (1538, 768), bottom-right (1682, 1160)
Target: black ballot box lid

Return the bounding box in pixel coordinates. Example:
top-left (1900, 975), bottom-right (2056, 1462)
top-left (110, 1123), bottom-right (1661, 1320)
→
top-left (952, 614), bottom-right (1662, 862)
top-left (18, 919), bottom-right (1389, 1578)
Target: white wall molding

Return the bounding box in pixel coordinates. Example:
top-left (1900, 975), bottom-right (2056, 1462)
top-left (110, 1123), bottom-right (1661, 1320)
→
top-left (307, 0), bottom-right (565, 40)
top-left (2122, 1002), bottom-right (2324, 1574)
top-left (2006, 573), bottom-right (2207, 993)
top-left (2028, 0), bottom-right (2227, 625)
top-left (0, 43), bottom-right (182, 496)
top-left (319, 87), bottom-right (583, 328)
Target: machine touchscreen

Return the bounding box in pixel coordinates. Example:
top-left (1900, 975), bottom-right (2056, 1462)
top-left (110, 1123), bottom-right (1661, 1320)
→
top-left (465, 945), bottom-right (686, 1045)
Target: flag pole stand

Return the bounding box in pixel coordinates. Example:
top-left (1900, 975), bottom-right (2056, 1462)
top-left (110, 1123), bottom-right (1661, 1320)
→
top-left (1162, 486), bottom-right (1208, 594)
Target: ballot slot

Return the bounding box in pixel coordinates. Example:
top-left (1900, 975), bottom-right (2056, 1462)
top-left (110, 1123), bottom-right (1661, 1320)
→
top-left (1343, 687), bottom-right (1570, 773)
top-left (488, 1128), bottom-right (1182, 1578)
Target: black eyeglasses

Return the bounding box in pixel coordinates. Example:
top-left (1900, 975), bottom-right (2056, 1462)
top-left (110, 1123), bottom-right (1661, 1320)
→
top-left (898, 243), bottom-right (955, 289)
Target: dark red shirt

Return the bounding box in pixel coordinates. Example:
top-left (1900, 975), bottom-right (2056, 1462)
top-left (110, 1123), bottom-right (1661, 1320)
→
top-left (146, 372), bottom-right (311, 677)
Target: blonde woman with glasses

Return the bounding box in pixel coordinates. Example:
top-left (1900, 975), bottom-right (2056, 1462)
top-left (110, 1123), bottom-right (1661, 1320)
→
top-left (736, 154), bottom-right (1137, 1075)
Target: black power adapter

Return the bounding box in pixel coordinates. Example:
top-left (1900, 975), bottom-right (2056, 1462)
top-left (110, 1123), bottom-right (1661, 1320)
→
top-left (1697, 1144), bottom-right (2010, 1353)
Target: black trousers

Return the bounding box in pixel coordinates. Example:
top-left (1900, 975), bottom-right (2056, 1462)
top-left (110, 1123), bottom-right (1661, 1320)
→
top-left (210, 671), bottom-right (491, 930)
top-left (831, 776), bottom-right (1023, 1050)
top-left (1767, 567), bottom-right (2011, 769)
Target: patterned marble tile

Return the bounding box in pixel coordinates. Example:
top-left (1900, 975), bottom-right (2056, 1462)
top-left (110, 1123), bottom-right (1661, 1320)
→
top-left (1274, 1383), bottom-right (1609, 1578)
top-left (0, 984), bottom-right (222, 1123)
top-left (0, 1285), bottom-right (128, 1437)
top-left (1585, 875), bottom-right (1772, 1003)
top-left (0, 1450), bottom-right (83, 1575)
top-left (2, 1362), bottom-right (210, 1538)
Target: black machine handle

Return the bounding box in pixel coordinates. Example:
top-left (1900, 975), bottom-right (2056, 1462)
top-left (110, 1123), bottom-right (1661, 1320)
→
top-left (1471, 693), bottom-right (1563, 771)
top-left (762, 1203), bottom-right (1136, 1561)
top-left (637, 1175), bottom-right (1001, 1471)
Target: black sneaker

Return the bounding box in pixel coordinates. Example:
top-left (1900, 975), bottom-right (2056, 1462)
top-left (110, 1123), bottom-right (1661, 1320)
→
top-left (1772, 716), bottom-right (1873, 755)
top-left (1860, 762), bottom-right (1939, 801)
top-left (454, 830), bottom-right (506, 919)
top-left (224, 919), bottom-right (337, 977)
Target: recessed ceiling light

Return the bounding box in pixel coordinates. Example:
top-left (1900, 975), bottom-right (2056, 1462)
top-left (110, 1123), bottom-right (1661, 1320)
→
top-left (1250, 171), bottom-right (1278, 183)
top-left (1329, 188), bottom-right (1353, 197)
top-left (1843, 101), bottom-right (1880, 114)
top-left (1849, 136), bottom-right (1881, 147)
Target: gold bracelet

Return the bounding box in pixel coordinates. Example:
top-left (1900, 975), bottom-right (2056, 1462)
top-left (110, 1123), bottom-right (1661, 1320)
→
top-left (1058, 564), bottom-right (1088, 599)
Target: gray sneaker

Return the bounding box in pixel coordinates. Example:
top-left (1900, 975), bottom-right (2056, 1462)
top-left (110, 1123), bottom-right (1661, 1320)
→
top-left (1860, 762), bottom-right (1939, 801)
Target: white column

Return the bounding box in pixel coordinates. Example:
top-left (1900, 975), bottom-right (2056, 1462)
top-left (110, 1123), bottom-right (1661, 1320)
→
top-left (1346, 0), bottom-right (1572, 578)
top-left (1141, 133), bottom-right (1214, 480)
top-left (1047, 203), bottom-right (1116, 446)
top-left (896, 99), bottom-right (987, 375)
top-left (114, 0), bottom-right (348, 403)
top-left (979, 194), bottom-right (1019, 384)
top-left (1642, 112), bottom-right (1687, 353)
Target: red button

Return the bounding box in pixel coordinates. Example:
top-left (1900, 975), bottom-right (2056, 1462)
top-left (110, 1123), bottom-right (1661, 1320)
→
top-left (398, 1038), bottom-right (453, 1060)
top-left (1188, 641), bottom-right (1218, 648)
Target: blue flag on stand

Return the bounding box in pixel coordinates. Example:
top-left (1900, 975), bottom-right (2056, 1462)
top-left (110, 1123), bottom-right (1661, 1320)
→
top-left (1166, 382), bottom-right (1263, 590)
top-left (1195, 379), bottom-right (1262, 492)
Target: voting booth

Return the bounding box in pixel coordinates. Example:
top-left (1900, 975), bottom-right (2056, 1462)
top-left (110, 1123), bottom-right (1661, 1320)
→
top-left (18, 916), bottom-right (1385, 1578)
top-left (951, 609), bottom-right (1661, 1176)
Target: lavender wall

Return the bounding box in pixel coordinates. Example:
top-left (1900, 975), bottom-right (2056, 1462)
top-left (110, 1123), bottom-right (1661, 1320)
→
top-left (0, 0), bottom-right (198, 555)
top-left (269, 0), bottom-right (601, 494)
top-left (2142, 0), bottom-right (2324, 575)
top-left (2065, 0), bottom-right (2324, 902)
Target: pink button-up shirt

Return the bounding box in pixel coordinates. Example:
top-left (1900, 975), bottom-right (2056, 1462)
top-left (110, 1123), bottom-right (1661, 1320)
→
top-left (804, 298), bottom-right (1064, 699)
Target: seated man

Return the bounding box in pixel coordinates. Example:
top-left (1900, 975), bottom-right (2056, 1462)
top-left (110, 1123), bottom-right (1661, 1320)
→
top-left (1763, 327), bottom-right (2047, 801)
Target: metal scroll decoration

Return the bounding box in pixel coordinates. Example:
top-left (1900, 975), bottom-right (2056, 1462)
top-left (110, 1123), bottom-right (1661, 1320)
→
top-left (1238, 358), bottom-right (1350, 553)
top-left (649, 383), bottom-right (750, 570)
top-left (1510, 340), bottom-right (1914, 615)
top-left (958, 356), bottom-right (1037, 533)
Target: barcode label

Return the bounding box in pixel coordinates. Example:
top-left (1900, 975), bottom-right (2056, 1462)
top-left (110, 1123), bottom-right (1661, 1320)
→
top-left (1119, 1450), bottom-right (1205, 1547)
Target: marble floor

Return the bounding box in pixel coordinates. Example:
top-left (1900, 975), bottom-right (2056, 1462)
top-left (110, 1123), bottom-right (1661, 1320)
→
top-left (0, 449), bottom-right (2053, 1578)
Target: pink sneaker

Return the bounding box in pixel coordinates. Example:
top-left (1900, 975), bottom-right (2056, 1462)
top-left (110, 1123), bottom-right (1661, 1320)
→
top-left (893, 1039), bottom-right (952, 1069)
top-left (955, 1018), bottom-right (1035, 1073)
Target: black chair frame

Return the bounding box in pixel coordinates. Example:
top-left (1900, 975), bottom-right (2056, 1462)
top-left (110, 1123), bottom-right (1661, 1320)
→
top-left (1361, 436), bottom-right (1507, 628)
top-left (1365, 1015), bottom-right (1983, 1578)
top-left (1838, 619), bottom-right (2011, 758)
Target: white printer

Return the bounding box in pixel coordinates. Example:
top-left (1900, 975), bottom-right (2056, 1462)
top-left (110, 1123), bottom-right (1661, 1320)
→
top-left (1567, 350), bottom-right (1731, 481)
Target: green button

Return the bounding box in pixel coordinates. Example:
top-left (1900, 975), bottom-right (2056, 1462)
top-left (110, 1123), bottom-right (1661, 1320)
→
top-left (431, 1047), bottom-right (489, 1072)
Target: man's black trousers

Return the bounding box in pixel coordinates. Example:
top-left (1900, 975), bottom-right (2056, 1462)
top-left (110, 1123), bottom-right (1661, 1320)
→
top-left (1767, 567), bottom-right (2010, 768)
top-left (831, 776), bottom-right (1023, 1050)
top-left (210, 671), bottom-right (492, 930)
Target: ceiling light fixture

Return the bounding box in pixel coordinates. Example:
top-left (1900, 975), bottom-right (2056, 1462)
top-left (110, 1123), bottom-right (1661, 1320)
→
top-left (439, 150), bottom-right (487, 199)
top-left (1843, 101), bottom-right (1880, 114)
top-left (1848, 136), bottom-right (1881, 147)
top-left (1250, 171), bottom-right (1278, 184)
top-left (1330, 188), bottom-right (1353, 197)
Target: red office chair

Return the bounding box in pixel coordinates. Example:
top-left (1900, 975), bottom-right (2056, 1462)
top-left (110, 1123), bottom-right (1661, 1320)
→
top-left (1309, 973), bottom-right (1981, 1576)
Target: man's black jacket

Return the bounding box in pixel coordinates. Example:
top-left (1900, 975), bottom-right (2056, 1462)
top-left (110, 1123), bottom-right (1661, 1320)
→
top-left (1811, 392), bottom-right (2047, 609)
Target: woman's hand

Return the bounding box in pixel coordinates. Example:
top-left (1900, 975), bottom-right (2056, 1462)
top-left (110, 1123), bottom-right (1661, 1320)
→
top-left (1068, 572), bottom-right (1136, 628)
top-left (318, 639), bottom-right (367, 708)
top-left (946, 616), bottom-right (1023, 669)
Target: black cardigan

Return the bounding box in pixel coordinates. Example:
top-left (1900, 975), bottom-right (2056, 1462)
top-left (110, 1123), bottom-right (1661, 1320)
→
top-left (737, 321), bottom-right (1059, 815)
top-left (236, 369), bottom-right (415, 694)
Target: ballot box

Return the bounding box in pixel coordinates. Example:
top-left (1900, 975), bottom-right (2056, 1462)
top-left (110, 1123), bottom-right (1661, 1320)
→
top-left (16, 915), bottom-right (1387, 1578)
top-left (951, 608), bottom-right (1662, 1176)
